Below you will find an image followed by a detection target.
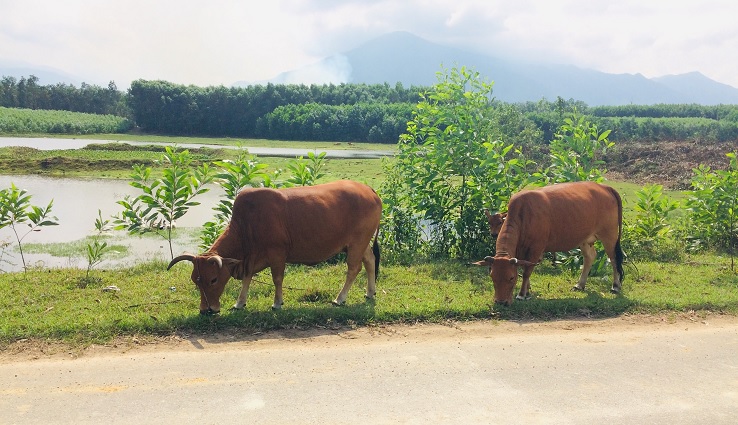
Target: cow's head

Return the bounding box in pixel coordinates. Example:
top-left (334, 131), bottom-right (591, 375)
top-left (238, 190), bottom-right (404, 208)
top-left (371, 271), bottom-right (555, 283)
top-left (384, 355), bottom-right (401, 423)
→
top-left (483, 209), bottom-right (506, 237)
top-left (472, 255), bottom-right (536, 306)
top-left (167, 254), bottom-right (241, 315)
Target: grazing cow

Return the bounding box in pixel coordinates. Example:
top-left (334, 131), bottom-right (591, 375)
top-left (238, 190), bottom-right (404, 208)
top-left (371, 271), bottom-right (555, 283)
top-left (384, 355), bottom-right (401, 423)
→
top-left (167, 180), bottom-right (382, 315)
top-left (473, 181), bottom-right (624, 305)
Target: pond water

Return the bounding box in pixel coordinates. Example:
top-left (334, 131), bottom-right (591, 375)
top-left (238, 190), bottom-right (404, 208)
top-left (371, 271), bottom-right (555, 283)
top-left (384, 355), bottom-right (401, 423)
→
top-left (0, 137), bottom-right (394, 158)
top-left (0, 174), bottom-right (223, 272)
top-left (0, 137), bottom-right (393, 272)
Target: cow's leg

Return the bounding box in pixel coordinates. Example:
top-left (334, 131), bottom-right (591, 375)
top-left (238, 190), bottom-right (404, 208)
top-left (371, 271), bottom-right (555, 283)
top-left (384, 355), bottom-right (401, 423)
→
top-left (361, 243), bottom-right (377, 300)
top-left (517, 265), bottom-right (535, 300)
top-left (270, 263), bottom-right (285, 310)
top-left (601, 237), bottom-right (623, 294)
top-left (609, 257), bottom-right (623, 294)
top-left (573, 241), bottom-right (596, 291)
top-left (516, 247), bottom-right (544, 300)
top-left (232, 274), bottom-right (253, 310)
top-left (333, 248), bottom-right (364, 306)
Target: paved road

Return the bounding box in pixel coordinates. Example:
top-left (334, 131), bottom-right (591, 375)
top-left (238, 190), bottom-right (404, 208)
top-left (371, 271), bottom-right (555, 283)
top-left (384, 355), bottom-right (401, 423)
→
top-left (1, 316), bottom-right (737, 424)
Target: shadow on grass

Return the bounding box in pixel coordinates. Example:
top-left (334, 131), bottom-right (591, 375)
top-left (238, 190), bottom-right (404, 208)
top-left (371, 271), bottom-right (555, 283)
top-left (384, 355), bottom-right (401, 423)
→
top-left (165, 292), bottom-right (637, 346)
top-left (492, 291), bottom-right (635, 321)
top-left (168, 298), bottom-right (379, 346)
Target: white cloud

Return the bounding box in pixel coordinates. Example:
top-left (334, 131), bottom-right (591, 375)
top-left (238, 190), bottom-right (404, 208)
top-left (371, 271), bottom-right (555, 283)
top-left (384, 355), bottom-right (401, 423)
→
top-left (1, 0), bottom-right (737, 88)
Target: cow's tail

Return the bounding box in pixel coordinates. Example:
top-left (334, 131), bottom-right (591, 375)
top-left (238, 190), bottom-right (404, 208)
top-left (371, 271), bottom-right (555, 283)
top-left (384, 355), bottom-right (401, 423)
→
top-left (372, 226), bottom-right (381, 280)
top-left (611, 186), bottom-right (625, 283)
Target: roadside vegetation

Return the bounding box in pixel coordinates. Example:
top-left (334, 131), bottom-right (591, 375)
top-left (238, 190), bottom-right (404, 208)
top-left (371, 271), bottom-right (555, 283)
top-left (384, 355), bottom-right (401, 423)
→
top-left (2, 256), bottom-right (736, 346)
top-left (1, 67), bottom-right (738, 349)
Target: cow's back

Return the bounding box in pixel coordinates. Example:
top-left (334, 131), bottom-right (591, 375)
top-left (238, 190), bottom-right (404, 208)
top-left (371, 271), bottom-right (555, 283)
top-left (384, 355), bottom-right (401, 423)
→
top-left (231, 180), bottom-right (381, 264)
top-left (505, 182), bottom-right (621, 253)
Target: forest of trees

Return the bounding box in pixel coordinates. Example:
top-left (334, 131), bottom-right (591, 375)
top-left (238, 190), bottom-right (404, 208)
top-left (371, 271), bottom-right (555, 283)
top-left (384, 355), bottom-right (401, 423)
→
top-left (3, 74), bottom-right (738, 145)
top-left (0, 75), bottom-right (128, 116)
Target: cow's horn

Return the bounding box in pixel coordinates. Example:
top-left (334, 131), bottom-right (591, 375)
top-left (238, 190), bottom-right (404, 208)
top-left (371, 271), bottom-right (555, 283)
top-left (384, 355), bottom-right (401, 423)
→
top-left (167, 254), bottom-right (196, 270)
top-left (207, 255), bottom-right (223, 269)
top-left (484, 255), bottom-right (495, 263)
top-left (510, 257), bottom-right (519, 264)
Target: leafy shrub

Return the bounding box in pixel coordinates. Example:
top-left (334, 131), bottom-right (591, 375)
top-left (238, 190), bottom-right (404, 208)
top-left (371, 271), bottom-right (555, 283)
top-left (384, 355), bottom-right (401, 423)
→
top-left (686, 153), bottom-right (738, 269)
top-left (384, 66), bottom-right (535, 260)
top-left (0, 183), bottom-right (59, 272)
top-left (115, 146), bottom-right (213, 259)
top-left (623, 184), bottom-right (683, 262)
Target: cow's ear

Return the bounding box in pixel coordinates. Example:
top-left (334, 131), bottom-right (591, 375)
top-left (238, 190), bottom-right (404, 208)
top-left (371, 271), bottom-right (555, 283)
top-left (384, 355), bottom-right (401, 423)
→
top-left (222, 258), bottom-right (244, 279)
top-left (471, 256), bottom-right (494, 267)
top-left (510, 258), bottom-right (537, 267)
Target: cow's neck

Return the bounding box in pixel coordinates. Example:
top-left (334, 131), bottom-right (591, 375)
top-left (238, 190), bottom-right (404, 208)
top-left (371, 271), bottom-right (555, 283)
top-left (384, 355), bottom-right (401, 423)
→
top-left (495, 224), bottom-right (519, 258)
top-left (207, 226), bottom-right (241, 259)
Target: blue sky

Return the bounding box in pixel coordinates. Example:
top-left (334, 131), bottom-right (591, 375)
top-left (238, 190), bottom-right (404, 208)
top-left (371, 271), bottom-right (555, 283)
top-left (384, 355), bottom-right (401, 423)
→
top-left (1, 0), bottom-right (736, 89)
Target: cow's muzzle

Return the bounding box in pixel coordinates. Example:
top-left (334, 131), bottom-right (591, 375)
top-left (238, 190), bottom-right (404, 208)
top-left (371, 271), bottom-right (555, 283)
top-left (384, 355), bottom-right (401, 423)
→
top-left (200, 307), bottom-right (220, 316)
top-left (494, 300), bottom-right (511, 307)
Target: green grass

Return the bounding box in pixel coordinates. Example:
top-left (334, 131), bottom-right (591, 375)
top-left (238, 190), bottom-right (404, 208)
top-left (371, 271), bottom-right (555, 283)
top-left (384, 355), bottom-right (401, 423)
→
top-left (23, 235), bottom-right (130, 260)
top-left (1, 254), bottom-right (736, 347)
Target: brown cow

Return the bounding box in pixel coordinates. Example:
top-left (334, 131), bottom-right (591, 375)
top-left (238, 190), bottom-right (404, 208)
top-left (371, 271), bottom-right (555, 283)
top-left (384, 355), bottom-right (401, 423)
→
top-left (473, 181), bottom-right (624, 305)
top-left (167, 180), bottom-right (382, 315)
top-left (483, 209), bottom-right (506, 237)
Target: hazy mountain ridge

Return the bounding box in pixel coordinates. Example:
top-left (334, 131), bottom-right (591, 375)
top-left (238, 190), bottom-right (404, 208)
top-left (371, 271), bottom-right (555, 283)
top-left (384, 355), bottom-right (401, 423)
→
top-left (4, 32), bottom-right (738, 106)
top-left (262, 31), bottom-right (738, 106)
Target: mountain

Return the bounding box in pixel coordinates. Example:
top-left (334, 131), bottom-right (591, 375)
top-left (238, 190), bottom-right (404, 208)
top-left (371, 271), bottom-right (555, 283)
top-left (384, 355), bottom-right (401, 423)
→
top-left (0, 60), bottom-right (81, 86)
top-left (262, 31), bottom-right (738, 106)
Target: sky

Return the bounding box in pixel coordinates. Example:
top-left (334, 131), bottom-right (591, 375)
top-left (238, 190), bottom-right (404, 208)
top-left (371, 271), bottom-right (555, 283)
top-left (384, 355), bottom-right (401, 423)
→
top-left (1, 0), bottom-right (737, 89)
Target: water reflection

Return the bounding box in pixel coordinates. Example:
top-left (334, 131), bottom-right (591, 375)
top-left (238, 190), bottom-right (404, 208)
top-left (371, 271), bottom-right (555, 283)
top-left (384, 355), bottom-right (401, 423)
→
top-left (0, 175), bottom-right (223, 272)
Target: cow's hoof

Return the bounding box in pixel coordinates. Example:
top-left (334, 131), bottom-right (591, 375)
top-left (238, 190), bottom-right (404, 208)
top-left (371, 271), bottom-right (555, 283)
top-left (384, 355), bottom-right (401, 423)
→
top-left (229, 305), bottom-right (245, 312)
top-left (572, 285), bottom-right (585, 292)
top-left (271, 303), bottom-right (283, 311)
top-left (200, 308), bottom-right (220, 316)
top-left (364, 294), bottom-right (376, 301)
top-left (515, 294), bottom-right (531, 301)
top-left (331, 299), bottom-right (346, 307)
top-left (610, 287), bottom-right (621, 294)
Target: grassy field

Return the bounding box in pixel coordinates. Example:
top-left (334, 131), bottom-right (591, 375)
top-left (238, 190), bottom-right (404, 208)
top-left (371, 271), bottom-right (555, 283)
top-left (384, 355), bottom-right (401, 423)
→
top-left (1, 253), bottom-right (736, 347)
top-left (0, 133), bottom-right (736, 348)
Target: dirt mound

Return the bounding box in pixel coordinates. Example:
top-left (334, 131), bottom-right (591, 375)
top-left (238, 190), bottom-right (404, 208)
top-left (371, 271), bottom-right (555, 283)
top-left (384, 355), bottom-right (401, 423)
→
top-left (605, 140), bottom-right (738, 189)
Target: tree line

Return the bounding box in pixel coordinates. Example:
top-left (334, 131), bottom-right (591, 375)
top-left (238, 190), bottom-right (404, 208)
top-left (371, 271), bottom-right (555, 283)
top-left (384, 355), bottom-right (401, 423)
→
top-left (0, 75), bottom-right (128, 116)
top-left (3, 74), bottom-right (738, 144)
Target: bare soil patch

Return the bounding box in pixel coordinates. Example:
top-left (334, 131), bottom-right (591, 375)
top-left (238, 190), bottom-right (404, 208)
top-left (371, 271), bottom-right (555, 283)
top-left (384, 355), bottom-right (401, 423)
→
top-left (605, 140), bottom-right (738, 189)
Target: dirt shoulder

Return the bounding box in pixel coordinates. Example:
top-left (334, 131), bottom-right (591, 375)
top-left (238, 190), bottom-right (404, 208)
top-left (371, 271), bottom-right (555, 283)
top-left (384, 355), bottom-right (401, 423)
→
top-left (3, 312), bottom-right (736, 363)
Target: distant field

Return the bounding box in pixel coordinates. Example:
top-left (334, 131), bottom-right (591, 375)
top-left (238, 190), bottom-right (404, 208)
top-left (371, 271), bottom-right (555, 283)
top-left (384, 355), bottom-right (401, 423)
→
top-left (0, 107), bottom-right (132, 134)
